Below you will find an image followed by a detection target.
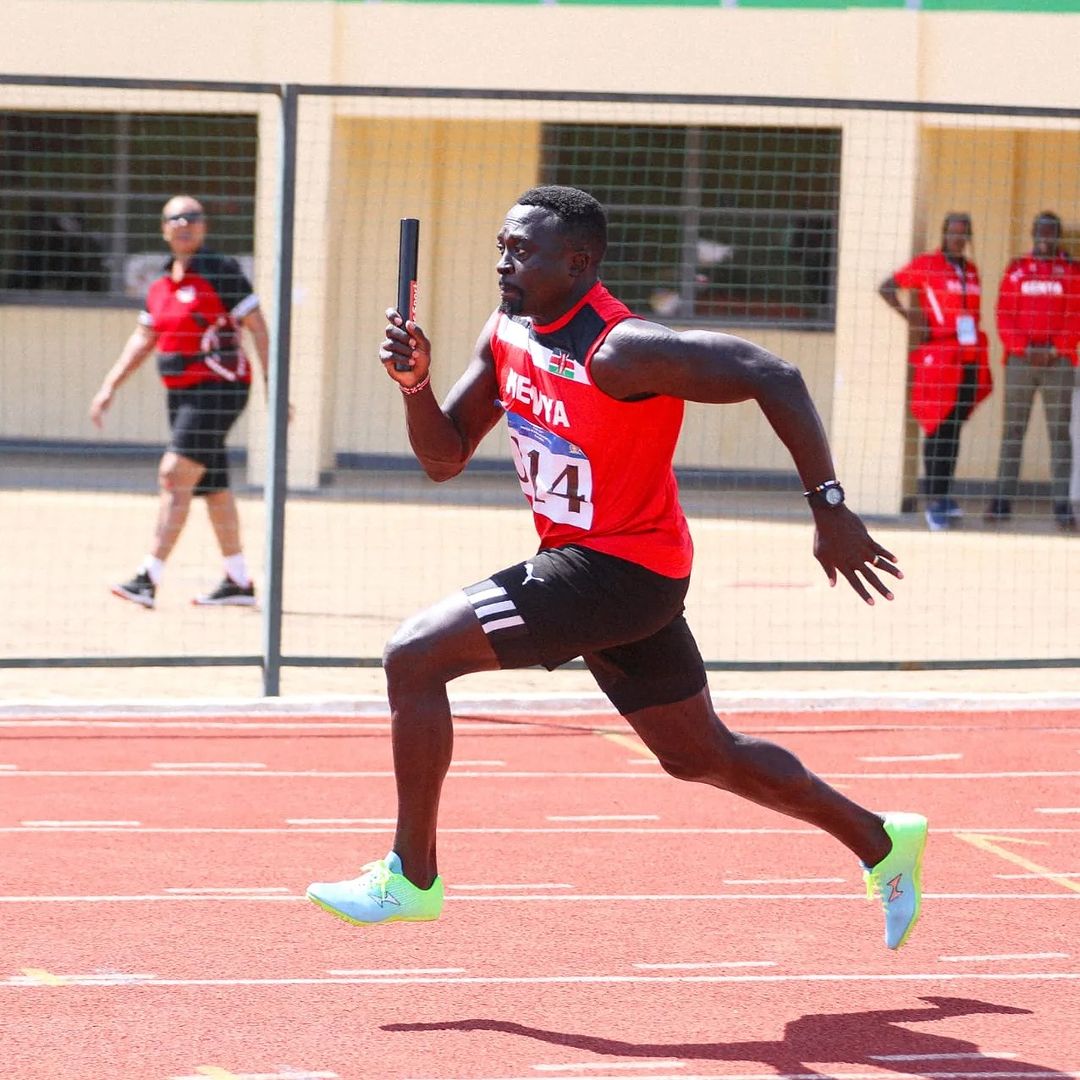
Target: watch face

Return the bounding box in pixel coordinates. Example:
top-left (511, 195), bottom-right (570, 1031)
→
top-left (825, 486), bottom-right (844, 506)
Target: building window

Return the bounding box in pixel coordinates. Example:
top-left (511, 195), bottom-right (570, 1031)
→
top-left (0, 111), bottom-right (257, 302)
top-left (541, 124), bottom-right (841, 330)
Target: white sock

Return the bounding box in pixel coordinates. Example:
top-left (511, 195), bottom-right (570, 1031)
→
top-left (139, 555), bottom-right (165, 586)
top-left (223, 553), bottom-right (250, 587)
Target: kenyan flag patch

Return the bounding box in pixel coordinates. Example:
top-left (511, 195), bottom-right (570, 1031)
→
top-left (547, 349), bottom-right (576, 379)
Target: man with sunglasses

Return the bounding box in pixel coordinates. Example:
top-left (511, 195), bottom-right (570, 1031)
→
top-left (90, 195), bottom-right (268, 609)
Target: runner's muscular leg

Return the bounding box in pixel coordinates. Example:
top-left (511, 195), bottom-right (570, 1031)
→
top-left (382, 590), bottom-right (502, 889)
top-left (623, 688), bottom-right (891, 866)
top-left (152, 452), bottom-right (204, 560)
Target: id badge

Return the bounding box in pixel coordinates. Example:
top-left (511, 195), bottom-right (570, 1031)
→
top-left (956, 314), bottom-right (977, 346)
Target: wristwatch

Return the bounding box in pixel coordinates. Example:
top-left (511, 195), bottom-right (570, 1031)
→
top-left (803, 479), bottom-right (845, 508)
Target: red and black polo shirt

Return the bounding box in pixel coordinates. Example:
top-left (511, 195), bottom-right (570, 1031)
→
top-left (139, 250), bottom-right (259, 388)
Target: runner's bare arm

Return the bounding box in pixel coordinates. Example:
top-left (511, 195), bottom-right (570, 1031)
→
top-left (381, 308), bottom-right (503, 481)
top-left (592, 320), bottom-right (902, 604)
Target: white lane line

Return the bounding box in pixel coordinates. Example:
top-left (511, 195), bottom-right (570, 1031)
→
top-left (152, 762), bottom-right (266, 769)
top-left (13, 972), bottom-right (157, 985)
top-left (165, 887), bottom-right (291, 894)
top-left (1036, 807), bottom-right (1080, 814)
top-left (2, 891), bottom-right (1079, 904)
top-left (870, 1054), bottom-right (1018, 1062)
top-left (285, 818), bottom-right (395, 825)
top-left (20, 819), bottom-right (140, 827)
top-left (547, 815), bottom-right (660, 822)
top-left (6, 825), bottom-right (1080, 838)
top-left (722, 877), bottom-right (845, 885)
top-left (533, 1063), bottom-right (685, 1072)
top-left (859, 753), bottom-right (962, 762)
top-left (408, 1073), bottom-right (1080, 1080)
top-left (3, 768), bottom-right (1079, 780)
top-left (996, 872), bottom-right (1080, 879)
top-left (326, 968), bottom-right (465, 976)
top-left (634, 961), bottom-right (776, 970)
top-left (5, 972), bottom-right (1080, 990)
top-left (449, 883), bottom-right (574, 890)
top-left (172, 1073), bottom-right (337, 1080)
top-left (0, 765), bottom-right (17, 770)
top-left (939, 952), bottom-right (1069, 962)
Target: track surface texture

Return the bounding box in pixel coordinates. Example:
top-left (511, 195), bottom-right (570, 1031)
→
top-left (2, 707), bottom-right (1078, 1080)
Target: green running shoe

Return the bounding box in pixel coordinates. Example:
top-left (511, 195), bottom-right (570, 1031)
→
top-left (863, 812), bottom-right (927, 950)
top-left (306, 851), bottom-right (444, 926)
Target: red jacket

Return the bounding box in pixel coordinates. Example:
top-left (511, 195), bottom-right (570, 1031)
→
top-left (996, 252), bottom-right (1080, 364)
top-left (892, 249), bottom-right (992, 435)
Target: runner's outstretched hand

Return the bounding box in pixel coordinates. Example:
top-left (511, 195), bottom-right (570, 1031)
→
top-left (812, 506), bottom-right (902, 605)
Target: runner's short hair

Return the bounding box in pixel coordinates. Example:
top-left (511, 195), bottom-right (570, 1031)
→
top-left (941, 211), bottom-right (972, 238)
top-left (517, 185), bottom-right (608, 262)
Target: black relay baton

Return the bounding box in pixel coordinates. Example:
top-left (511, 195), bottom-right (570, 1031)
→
top-left (395, 217), bottom-right (420, 373)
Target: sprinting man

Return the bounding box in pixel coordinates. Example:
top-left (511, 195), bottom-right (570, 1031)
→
top-left (307, 186), bottom-right (927, 949)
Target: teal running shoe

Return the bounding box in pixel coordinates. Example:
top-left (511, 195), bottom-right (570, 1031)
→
top-left (863, 812), bottom-right (928, 950)
top-left (306, 851), bottom-right (444, 926)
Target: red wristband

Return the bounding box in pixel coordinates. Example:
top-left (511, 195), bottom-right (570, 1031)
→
top-left (400, 375), bottom-right (431, 396)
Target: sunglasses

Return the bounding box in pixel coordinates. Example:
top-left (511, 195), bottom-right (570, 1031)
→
top-left (163, 210), bottom-right (205, 224)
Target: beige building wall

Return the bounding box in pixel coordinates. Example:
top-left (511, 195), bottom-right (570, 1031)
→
top-left (3, 2), bottom-right (1080, 504)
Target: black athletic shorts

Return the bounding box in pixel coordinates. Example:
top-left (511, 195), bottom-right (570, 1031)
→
top-left (166, 381), bottom-right (250, 495)
top-left (463, 544), bottom-right (707, 716)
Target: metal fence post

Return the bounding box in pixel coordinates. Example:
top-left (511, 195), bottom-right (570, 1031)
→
top-left (262, 83), bottom-right (299, 696)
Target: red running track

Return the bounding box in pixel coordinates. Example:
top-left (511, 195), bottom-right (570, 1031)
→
top-left (1, 708), bottom-right (1078, 1080)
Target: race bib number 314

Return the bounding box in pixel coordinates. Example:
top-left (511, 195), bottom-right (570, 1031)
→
top-left (507, 411), bottom-right (593, 529)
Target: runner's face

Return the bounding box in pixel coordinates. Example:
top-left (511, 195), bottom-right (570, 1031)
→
top-left (161, 198), bottom-right (207, 257)
top-left (496, 204), bottom-right (583, 323)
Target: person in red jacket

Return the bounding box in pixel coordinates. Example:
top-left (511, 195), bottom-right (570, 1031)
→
top-left (985, 211), bottom-right (1079, 531)
top-left (879, 213), bottom-right (992, 531)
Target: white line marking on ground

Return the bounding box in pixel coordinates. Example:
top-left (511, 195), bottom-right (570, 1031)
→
top-left (996, 872), bottom-right (1080, 879)
top-left (722, 877), bottom-right (845, 885)
top-left (4, 973), bottom-right (1080, 990)
top-left (634, 961), bottom-right (776, 970)
top-left (5, 768), bottom-right (1080, 780)
top-left (859, 753), bottom-right (963, 762)
top-left (1036, 807), bottom-right (1080, 814)
top-left (939, 952), bottom-right (1069, 962)
top-left (449, 883), bottom-right (574, 890)
top-left (165, 887), bottom-right (290, 894)
top-left (547, 815), bottom-right (660, 822)
top-left (533, 1063), bottom-right (685, 1072)
top-left (285, 818), bottom-right (395, 825)
top-left (870, 1054), bottom-right (1018, 1062)
top-left (326, 968), bottom-right (465, 976)
top-left (408, 1073), bottom-right (1080, 1080)
top-left (1, 891), bottom-right (1078, 904)
top-left (0, 765), bottom-right (17, 770)
top-left (172, 1072), bottom-right (337, 1080)
top-left (20, 819), bottom-right (140, 827)
top-left (4, 825), bottom-right (1080, 837)
top-left (152, 762), bottom-right (266, 769)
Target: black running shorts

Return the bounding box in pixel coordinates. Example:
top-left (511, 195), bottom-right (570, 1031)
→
top-left (166, 381), bottom-right (250, 495)
top-left (463, 544), bottom-right (707, 716)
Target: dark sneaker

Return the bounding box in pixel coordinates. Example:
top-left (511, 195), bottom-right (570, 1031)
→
top-left (924, 500), bottom-right (950, 532)
top-left (111, 570), bottom-right (155, 609)
top-left (192, 576), bottom-right (256, 607)
top-left (1053, 503), bottom-right (1077, 532)
top-left (984, 498), bottom-right (1011, 523)
top-left (943, 497), bottom-right (964, 519)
